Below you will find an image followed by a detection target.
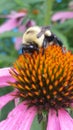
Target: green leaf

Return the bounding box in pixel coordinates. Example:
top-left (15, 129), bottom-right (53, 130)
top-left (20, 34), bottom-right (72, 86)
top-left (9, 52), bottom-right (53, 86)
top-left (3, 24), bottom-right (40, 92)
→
top-left (0, 54), bottom-right (16, 61)
top-left (0, 31), bottom-right (22, 38)
top-left (23, 0), bottom-right (44, 4)
top-left (54, 19), bottom-right (73, 30)
top-left (0, 0), bottom-right (16, 13)
top-left (0, 54), bottom-right (17, 67)
top-left (0, 86), bottom-right (14, 96)
top-left (31, 115), bottom-right (42, 130)
top-left (0, 100), bottom-right (15, 121)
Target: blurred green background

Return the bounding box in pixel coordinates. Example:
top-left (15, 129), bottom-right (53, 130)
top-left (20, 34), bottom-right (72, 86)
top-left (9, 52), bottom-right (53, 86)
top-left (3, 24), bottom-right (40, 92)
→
top-left (0, 0), bottom-right (73, 68)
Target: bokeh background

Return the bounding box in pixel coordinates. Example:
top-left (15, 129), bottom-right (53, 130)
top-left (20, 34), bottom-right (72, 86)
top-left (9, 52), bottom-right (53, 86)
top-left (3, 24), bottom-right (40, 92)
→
top-left (0, 0), bottom-right (73, 129)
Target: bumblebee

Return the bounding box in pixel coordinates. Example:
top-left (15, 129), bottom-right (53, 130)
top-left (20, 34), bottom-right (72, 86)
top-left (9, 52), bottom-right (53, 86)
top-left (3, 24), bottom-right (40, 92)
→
top-left (22, 26), bottom-right (63, 54)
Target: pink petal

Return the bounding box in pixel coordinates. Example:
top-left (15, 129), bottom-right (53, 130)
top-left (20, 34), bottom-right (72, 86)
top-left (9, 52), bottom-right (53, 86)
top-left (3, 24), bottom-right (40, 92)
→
top-left (0, 102), bottom-right (28, 130)
top-left (0, 11), bottom-right (26, 33)
top-left (14, 25), bottom-right (25, 50)
top-left (52, 12), bottom-right (73, 22)
top-left (15, 37), bottom-right (22, 50)
top-left (19, 107), bottom-right (37, 130)
top-left (0, 91), bottom-right (16, 109)
top-left (0, 19), bottom-right (22, 33)
top-left (58, 108), bottom-right (73, 130)
top-left (0, 67), bottom-right (15, 87)
top-left (47, 109), bottom-right (60, 130)
top-left (7, 11), bottom-right (26, 19)
top-left (0, 102), bottom-right (35, 130)
top-left (71, 103), bottom-right (73, 107)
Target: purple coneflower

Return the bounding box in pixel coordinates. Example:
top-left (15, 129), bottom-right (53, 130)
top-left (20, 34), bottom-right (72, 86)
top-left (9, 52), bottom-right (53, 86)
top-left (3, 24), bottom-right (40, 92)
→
top-left (0, 45), bottom-right (73, 130)
top-left (0, 11), bottom-right (27, 33)
top-left (0, 11), bottom-right (36, 51)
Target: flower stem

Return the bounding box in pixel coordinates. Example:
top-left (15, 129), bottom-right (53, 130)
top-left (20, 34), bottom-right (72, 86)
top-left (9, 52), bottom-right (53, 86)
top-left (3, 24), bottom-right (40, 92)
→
top-left (41, 113), bottom-right (48, 130)
top-left (44, 0), bottom-right (55, 25)
top-left (42, 120), bottom-right (47, 130)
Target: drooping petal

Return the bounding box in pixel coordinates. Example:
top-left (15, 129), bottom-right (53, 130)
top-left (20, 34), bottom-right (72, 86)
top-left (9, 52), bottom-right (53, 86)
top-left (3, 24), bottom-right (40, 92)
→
top-left (7, 11), bottom-right (26, 19)
top-left (47, 109), bottom-right (61, 130)
top-left (19, 107), bottom-right (37, 130)
top-left (0, 102), bottom-right (28, 130)
top-left (0, 19), bottom-right (22, 33)
top-left (58, 109), bottom-right (73, 130)
top-left (0, 91), bottom-right (16, 109)
top-left (0, 11), bottom-right (26, 33)
top-left (0, 68), bottom-right (15, 87)
top-left (52, 11), bottom-right (73, 22)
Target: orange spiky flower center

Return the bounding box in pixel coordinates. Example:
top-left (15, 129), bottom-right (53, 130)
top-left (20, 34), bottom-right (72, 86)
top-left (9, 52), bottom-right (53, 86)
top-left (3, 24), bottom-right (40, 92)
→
top-left (10, 45), bottom-right (73, 111)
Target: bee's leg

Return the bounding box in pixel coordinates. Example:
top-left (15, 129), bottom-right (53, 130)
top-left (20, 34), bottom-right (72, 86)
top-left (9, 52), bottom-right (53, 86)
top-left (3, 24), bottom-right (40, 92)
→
top-left (53, 36), bottom-right (65, 53)
top-left (29, 44), bottom-right (39, 53)
top-left (22, 47), bottom-right (24, 53)
top-left (42, 38), bottom-right (47, 54)
top-left (53, 35), bottom-right (63, 46)
top-left (62, 47), bottom-right (67, 53)
top-left (22, 44), bottom-right (28, 53)
top-left (22, 47), bottom-right (27, 53)
top-left (22, 43), bottom-right (39, 54)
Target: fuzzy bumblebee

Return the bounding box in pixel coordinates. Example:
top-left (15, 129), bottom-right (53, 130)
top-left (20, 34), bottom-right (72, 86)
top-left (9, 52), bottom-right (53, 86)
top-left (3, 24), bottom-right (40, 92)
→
top-left (22, 26), bottom-right (63, 54)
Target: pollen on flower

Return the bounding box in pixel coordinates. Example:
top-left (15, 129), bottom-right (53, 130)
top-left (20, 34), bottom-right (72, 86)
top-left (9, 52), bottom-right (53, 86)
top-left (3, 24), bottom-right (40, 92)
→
top-left (49, 85), bottom-right (53, 90)
top-left (10, 44), bottom-right (73, 111)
